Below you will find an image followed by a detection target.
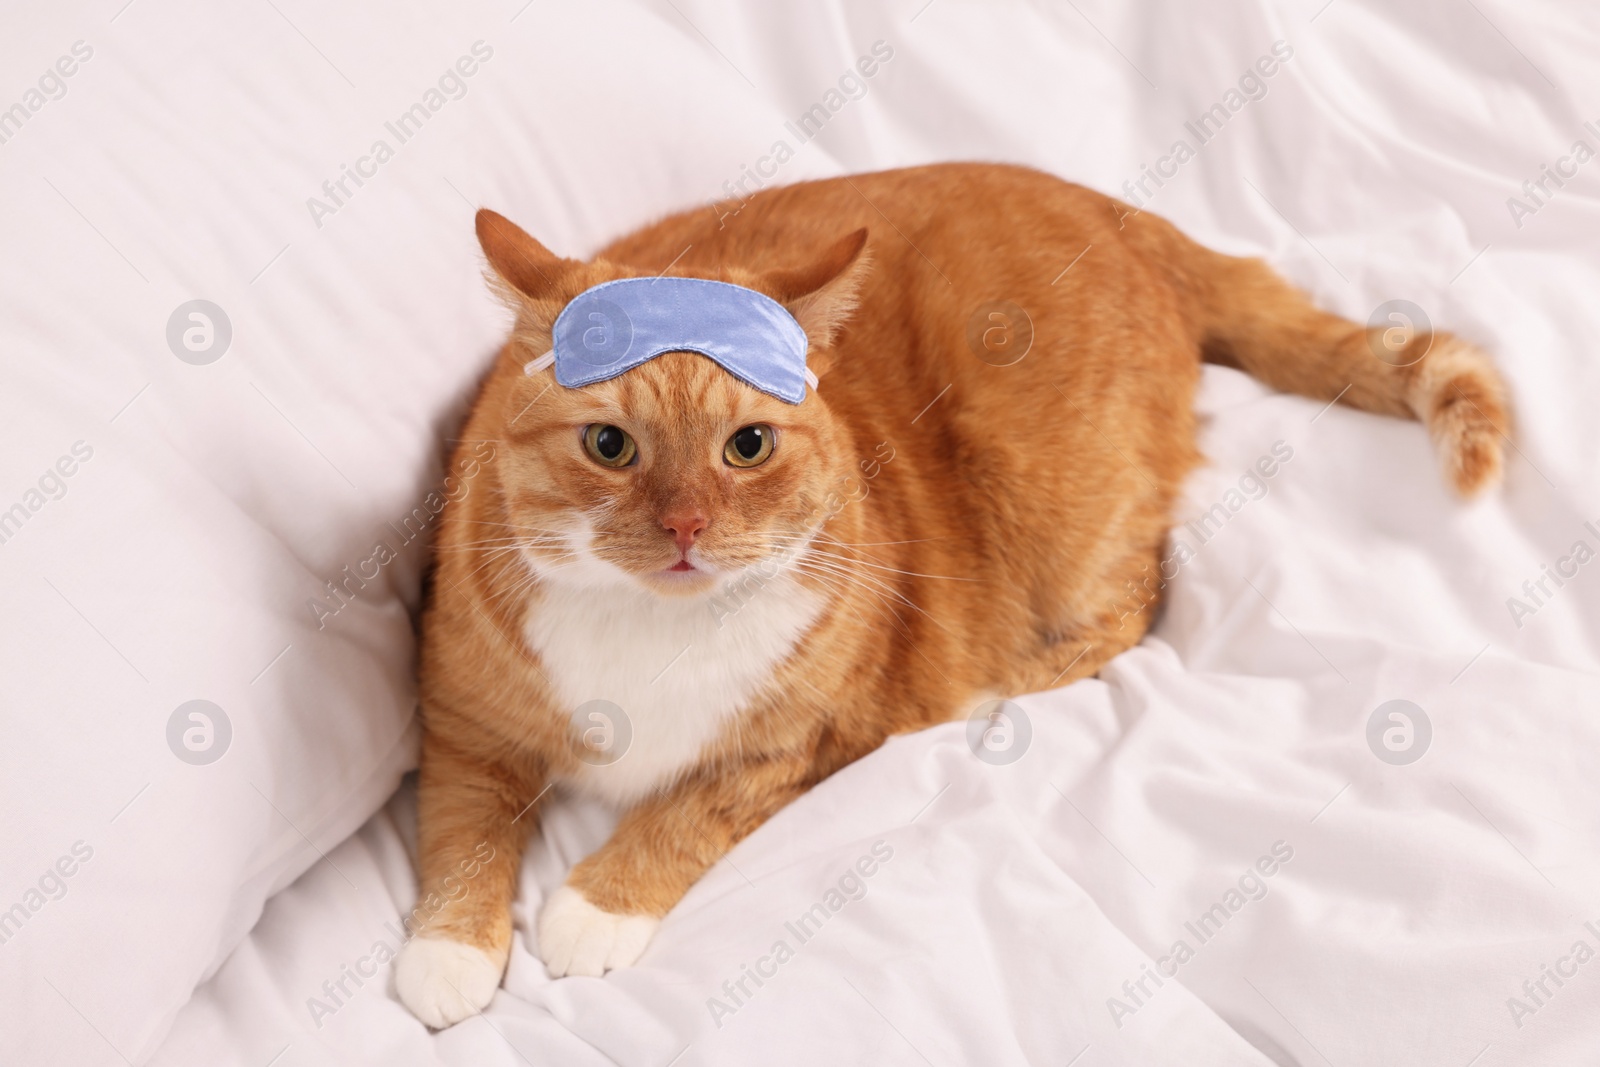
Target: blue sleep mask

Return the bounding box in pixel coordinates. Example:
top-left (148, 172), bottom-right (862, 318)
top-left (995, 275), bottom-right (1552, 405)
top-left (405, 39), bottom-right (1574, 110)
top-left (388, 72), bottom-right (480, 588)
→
top-left (523, 276), bottom-right (814, 404)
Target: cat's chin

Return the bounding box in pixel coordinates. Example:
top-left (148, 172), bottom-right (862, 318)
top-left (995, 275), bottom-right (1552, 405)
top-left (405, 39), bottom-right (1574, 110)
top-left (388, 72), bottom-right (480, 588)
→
top-left (638, 566), bottom-right (719, 596)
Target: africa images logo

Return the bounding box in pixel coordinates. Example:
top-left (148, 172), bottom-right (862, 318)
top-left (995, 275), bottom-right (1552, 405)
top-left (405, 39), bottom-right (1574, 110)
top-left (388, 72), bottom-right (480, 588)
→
top-left (705, 841), bottom-right (894, 1029)
top-left (166, 700), bottom-right (232, 765)
top-left (166, 300), bottom-right (232, 365)
top-left (1107, 841), bottom-right (1294, 1028)
top-left (1366, 700), bottom-right (1430, 766)
top-left (304, 42), bottom-right (494, 229)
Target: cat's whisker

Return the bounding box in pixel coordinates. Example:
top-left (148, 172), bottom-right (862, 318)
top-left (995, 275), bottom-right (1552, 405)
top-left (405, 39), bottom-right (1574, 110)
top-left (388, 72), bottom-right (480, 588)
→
top-left (461, 541), bottom-right (576, 585)
top-left (792, 554), bottom-right (954, 676)
top-left (762, 534), bottom-right (962, 583)
top-left (790, 565), bottom-right (932, 656)
top-left (462, 554), bottom-right (528, 585)
top-left (791, 554), bottom-right (964, 639)
top-left (487, 573), bottom-right (544, 607)
top-left (800, 543), bottom-right (978, 583)
top-left (461, 522), bottom-right (576, 537)
top-left (790, 557), bottom-right (923, 624)
top-left (439, 537), bottom-right (568, 551)
top-left (767, 533), bottom-right (943, 550)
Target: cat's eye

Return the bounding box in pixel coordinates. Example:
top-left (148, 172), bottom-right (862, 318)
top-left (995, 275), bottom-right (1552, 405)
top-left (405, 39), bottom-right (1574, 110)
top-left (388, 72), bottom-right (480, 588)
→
top-left (582, 424), bottom-right (637, 468)
top-left (724, 424), bottom-right (775, 468)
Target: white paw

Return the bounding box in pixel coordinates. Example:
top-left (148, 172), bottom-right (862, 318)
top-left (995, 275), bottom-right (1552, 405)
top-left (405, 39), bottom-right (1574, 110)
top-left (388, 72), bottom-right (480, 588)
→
top-left (537, 886), bottom-right (660, 978)
top-left (394, 936), bottom-right (503, 1029)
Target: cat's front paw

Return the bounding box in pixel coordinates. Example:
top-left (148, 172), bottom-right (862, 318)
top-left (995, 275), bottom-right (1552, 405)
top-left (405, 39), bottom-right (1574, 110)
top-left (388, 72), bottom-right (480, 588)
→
top-left (538, 885), bottom-right (660, 978)
top-left (394, 936), bottom-right (503, 1028)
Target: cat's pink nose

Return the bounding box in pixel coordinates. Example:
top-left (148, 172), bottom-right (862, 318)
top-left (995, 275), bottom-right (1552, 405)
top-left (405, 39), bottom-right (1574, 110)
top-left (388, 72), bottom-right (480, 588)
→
top-left (661, 510), bottom-right (708, 553)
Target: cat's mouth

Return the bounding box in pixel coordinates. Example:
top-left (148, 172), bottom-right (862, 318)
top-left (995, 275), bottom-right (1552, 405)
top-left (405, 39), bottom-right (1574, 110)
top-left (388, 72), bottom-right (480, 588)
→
top-left (646, 555), bottom-right (715, 594)
top-left (654, 549), bottom-right (710, 580)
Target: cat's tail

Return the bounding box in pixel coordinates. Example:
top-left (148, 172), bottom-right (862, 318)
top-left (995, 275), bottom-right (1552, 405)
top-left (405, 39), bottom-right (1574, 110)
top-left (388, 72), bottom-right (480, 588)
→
top-left (1120, 208), bottom-right (1510, 497)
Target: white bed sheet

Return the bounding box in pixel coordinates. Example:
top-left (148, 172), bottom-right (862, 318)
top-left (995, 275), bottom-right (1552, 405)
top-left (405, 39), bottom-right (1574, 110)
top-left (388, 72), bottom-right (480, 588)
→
top-left (12, 0), bottom-right (1600, 1063)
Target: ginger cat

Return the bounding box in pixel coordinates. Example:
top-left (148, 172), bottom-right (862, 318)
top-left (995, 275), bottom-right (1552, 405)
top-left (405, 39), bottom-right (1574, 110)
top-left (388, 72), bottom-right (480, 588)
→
top-left (394, 162), bottom-right (1508, 1027)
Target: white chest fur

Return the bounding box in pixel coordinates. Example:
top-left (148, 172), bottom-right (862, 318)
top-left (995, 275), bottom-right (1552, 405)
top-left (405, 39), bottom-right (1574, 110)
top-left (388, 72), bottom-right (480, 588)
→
top-left (523, 573), bottom-right (823, 807)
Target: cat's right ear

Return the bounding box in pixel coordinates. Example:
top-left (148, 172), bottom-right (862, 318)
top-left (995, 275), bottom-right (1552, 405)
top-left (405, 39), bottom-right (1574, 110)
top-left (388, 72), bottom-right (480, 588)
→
top-left (475, 209), bottom-right (580, 313)
top-left (762, 228), bottom-right (871, 349)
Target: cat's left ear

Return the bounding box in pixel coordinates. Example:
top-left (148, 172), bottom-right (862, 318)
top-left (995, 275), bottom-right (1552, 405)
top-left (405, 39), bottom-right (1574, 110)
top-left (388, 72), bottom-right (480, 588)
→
top-left (475, 208), bottom-right (584, 328)
top-left (761, 229), bottom-right (871, 373)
